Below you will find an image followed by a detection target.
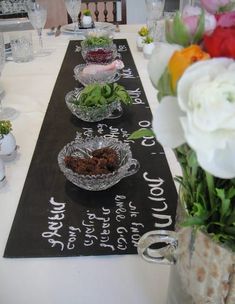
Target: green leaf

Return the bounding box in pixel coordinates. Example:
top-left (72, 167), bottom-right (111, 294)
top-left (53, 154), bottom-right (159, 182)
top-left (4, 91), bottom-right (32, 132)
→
top-left (182, 216), bottom-right (206, 226)
top-left (128, 128), bottom-right (155, 140)
top-left (192, 10), bottom-right (205, 44)
top-left (157, 67), bottom-right (175, 100)
top-left (216, 188), bottom-right (231, 219)
top-left (172, 12), bottom-right (190, 47)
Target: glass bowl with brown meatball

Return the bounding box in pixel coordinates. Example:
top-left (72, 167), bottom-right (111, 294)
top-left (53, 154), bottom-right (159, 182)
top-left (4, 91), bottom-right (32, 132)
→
top-left (58, 136), bottom-right (139, 191)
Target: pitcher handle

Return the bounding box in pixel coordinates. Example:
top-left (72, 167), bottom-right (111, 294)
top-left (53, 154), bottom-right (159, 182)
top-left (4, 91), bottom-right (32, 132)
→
top-left (137, 230), bottom-right (178, 264)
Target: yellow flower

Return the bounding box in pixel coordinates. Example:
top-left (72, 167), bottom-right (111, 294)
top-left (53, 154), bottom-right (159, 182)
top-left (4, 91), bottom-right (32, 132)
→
top-left (138, 26), bottom-right (149, 37)
top-left (168, 45), bottom-right (210, 92)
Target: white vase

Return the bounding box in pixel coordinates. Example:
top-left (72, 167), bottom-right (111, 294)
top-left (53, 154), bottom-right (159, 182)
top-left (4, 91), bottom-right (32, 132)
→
top-left (136, 35), bottom-right (145, 51)
top-left (82, 15), bottom-right (93, 28)
top-left (0, 158), bottom-right (6, 188)
top-left (0, 132), bottom-right (17, 161)
top-left (143, 42), bottom-right (155, 59)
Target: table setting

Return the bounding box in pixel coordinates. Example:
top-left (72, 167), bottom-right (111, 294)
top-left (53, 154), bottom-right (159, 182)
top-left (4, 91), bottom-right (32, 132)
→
top-left (2, 0), bottom-right (235, 303)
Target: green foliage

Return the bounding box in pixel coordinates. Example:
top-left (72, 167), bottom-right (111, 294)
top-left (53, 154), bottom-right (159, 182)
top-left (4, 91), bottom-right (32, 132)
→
top-left (157, 67), bottom-right (176, 99)
top-left (144, 35), bottom-right (154, 44)
top-left (192, 11), bottom-right (205, 44)
top-left (129, 127), bottom-right (235, 251)
top-left (83, 9), bottom-right (91, 16)
top-left (82, 36), bottom-right (112, 48)
top-left (0, 120), bottom-right (12, 135)
top-left (176, 145), bottom-right (235, 252)
top-left (128, 128), bottom-right (155, 139)
top-left (73, 83), bottom-right (132, 108)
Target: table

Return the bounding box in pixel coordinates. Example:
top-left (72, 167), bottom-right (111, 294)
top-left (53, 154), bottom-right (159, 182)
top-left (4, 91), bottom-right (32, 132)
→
top-left (0, 25), bottom-right (181, 304)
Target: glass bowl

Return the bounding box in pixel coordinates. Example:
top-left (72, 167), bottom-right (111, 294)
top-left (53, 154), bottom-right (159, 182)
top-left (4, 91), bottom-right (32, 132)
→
top-left (58, 136), bottom-right (140, 191)
top-left (65, 88), bottom-right (123, 122)
top-left (81, 42), bottom-right (118, 64)
top-left (84, 27), bottom-right (115, 39)
top-left (74, 63), bottom-right (121, 86)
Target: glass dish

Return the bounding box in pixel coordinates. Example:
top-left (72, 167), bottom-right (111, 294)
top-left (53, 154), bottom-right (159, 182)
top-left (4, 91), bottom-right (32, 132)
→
top-left (84, 27), bottom-right (114, 39)
top-left (74, 63), bottom-right (121, 86)
top-left (81, 42), bottom-right (118, 64)
top-left (65, 88), bottom-right (123, 122)
top-left (58, 136), bottom-right (140, 191)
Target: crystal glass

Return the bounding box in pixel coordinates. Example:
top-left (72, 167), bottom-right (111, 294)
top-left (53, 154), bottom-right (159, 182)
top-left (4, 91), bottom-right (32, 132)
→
top-left (0, 33), bottom-right (18, 120)
top-left (65, 88), bottom-right (123, 122)
top-left (58, 136), bottom-right (140, 191)
top-left (145, 0), bottom-right (165, 41)
top-left (73, 64), bottom-right (121, 86)
top-left (26, 1), bottom-right (47, 55)
top-left (64, 0), bottom-right (82, 32)
top-left (81, 42), bottom-right (118, 64)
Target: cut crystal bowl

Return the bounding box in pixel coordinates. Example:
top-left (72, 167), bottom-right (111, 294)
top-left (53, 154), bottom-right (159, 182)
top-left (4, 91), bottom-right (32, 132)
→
top-left (74, 63), bottom-right (121, 86)
top-left (81, 42), bottom-right (118, 64)
top-left (65, 88), bottom-right (123, 122)
top-left (58, 136), bottom-right (140, 191)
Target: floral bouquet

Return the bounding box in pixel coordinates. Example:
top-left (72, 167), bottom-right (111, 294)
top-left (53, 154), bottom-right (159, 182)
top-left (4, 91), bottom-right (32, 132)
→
top-left (133, 0), bottom-right (235, 252)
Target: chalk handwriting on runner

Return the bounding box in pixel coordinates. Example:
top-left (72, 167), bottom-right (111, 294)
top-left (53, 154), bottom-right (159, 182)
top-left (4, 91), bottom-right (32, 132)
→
top-left (128, 88), bottom-right (144, 105)
top-left (138, 120), bottom-right (156, 147)
top-left (42, 197), bottom-right (81, 251)
top-left (118, 45), bottom-right (128, 52)
top-left (42, 197), bottom-right (66, 251)
top-left (143, 172), bottom-right (173, 228)
top-left (122, 68), bottom-right (135, 79)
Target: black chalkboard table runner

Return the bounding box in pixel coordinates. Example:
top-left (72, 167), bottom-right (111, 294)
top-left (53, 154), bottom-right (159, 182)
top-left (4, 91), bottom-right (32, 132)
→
top-left (4, 39), bottom-right (178, 258)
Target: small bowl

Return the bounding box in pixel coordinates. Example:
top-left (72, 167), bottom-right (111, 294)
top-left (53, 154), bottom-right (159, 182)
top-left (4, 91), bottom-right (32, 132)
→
top-left (58, 136), bottom-right (140, 191)
top-left (65, 88), bottom-right (123, 122)
top-left (74, 63), bottom-right (121, 86)
top-left (81, 42), bottom-right (118, 64)
top-left (84, 27), bottom-right (114, 39)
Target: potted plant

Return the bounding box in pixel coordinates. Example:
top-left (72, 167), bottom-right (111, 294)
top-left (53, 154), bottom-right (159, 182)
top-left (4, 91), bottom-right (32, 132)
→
top-left (0, 120), bottom-right (17, 161)
top-left (82, 9), bottom-right (93, 28)
top-left (143, 35), bottom-right (155, 59)
top-left (136, 26), bottom-right (149, 51)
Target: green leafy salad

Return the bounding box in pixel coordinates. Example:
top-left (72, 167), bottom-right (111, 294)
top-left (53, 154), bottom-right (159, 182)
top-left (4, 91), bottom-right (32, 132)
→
top-left (82, 36), bottom-right (113, 48)
top-left (73, 83), bottom-right (132, 108)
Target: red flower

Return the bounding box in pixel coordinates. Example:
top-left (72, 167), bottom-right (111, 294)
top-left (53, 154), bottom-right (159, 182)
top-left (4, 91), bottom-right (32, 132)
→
top-left (204, 26), bottom-right (235, 58)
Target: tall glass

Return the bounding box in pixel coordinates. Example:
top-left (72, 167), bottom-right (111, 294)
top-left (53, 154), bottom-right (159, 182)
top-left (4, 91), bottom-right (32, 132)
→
top-left (27, 1), bottom-right (47, 54)
top-left (0, 33), bottom-right (18, 120)
top-left (145, 0), bottom-right (165, 41)
top-left (64, 0), bottom-right (82, 32)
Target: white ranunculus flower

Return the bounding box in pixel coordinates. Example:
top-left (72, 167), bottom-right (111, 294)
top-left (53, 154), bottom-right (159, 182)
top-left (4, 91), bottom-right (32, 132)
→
top-left (148, 43), bottom-right (182, 89)
top-left (153, 58), bottom-right (235, 178)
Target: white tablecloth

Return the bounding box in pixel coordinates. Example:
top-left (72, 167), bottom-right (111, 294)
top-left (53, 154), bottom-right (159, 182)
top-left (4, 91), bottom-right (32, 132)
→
top-left (0, 25), bottom-right (181, 304)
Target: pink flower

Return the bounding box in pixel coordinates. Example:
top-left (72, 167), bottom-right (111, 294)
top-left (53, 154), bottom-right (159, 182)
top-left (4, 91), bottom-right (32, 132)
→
top-left (182, 5), bottom-right (216, 34)
top-left (183, 15), bottom-right (199, 35)
top-left (216, 11), bottom-right (235, 27)
top-left (201, 0), bottom-right (231, 14)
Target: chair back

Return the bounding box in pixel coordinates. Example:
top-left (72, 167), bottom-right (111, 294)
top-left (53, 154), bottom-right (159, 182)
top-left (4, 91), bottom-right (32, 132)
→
top-left (70, 0), bottom-right (126, 25)
top-left (0, 0), bottom-right (28, 18)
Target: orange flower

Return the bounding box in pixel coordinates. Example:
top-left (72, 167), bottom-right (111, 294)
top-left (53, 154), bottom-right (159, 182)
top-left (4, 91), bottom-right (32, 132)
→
top-left (168, 45), bottom-right (210, 92)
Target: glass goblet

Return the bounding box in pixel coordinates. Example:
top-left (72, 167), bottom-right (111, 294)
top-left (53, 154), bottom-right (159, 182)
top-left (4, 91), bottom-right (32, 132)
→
top-left (64, 0), bottom-right (82, 32)
top-left (27, 1), bottom-right (47, 55)
top-left (0, 33), bottom-right (18, 120)
top-left (145, 0), bottom-right (165, 41)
